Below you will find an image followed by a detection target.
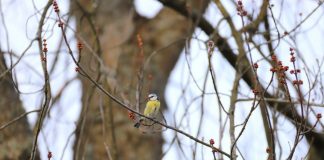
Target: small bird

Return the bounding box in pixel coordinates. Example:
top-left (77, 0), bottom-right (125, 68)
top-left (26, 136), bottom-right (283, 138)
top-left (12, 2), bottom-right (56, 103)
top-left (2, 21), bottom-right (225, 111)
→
top-left (134, 93), bottom-right (160, 128)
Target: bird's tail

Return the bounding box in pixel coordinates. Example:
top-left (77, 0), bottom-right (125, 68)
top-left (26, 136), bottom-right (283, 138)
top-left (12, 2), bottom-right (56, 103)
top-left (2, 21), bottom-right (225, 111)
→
top-left (134, 119), bottom-right (144, 128)
top-left (134, 122), bottom-right (140, 128)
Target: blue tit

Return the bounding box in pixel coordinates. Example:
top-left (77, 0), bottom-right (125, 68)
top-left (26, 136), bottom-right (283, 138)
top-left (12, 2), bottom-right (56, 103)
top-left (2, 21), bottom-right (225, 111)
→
top-left (134, 93), bottom-right (160, 128)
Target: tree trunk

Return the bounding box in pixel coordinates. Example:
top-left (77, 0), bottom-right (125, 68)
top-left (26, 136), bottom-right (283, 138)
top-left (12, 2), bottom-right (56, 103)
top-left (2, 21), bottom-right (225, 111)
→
top-left (0, 52), bottom-right (39, 159)
top-left (70, 0), bottom-right (208, 159)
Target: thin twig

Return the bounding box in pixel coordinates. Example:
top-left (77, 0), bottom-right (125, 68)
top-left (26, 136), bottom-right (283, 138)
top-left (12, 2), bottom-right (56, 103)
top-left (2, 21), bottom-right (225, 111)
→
top-left (0, 109), bottom-right (40, 130)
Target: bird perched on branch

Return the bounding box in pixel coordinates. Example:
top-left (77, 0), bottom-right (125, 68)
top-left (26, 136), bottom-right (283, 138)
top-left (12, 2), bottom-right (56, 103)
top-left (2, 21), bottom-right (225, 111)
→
top-left (134, 93), bottom-right (160, 128)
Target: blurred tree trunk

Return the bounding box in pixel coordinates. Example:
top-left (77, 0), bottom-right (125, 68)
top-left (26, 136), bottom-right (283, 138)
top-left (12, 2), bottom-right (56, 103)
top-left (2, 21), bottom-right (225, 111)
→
top-left (70, 0), bottom-right (208, 159)
top-left (0, 52), bottom-right (39, 159)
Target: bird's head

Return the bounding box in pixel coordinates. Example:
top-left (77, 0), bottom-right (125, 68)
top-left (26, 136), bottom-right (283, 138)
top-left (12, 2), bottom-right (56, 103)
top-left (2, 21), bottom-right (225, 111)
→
top-left (148, 93), bottom-right (158, 101)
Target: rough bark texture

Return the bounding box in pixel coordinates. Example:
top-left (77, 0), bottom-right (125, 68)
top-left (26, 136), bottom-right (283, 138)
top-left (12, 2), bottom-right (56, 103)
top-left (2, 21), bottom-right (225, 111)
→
top-left (0, 52), bottom-right (39, 160)
top-left (70, 0), bottom-right (208, 159)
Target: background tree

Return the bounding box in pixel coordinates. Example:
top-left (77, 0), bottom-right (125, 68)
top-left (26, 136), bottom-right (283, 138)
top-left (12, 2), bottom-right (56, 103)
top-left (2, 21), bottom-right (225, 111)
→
top-left (0, 0), bottom-right (324, 160)
top-left (0, 51), bottom-right (39, 159)
top-left (69, 0), bottom-right (209, 159)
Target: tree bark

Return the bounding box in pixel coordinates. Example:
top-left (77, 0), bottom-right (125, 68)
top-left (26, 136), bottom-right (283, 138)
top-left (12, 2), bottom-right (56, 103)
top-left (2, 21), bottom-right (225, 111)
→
top-left (0, 52), bottom-right (39, 160)
top-left (70, 0), bottom-right (208, 159)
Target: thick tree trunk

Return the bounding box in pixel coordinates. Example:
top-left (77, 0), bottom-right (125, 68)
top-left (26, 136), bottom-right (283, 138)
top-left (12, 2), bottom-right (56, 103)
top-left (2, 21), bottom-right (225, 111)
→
top-left (70, 0), bottom-right (208, 159)
top-left (0, 52), bottom-right (39, 159)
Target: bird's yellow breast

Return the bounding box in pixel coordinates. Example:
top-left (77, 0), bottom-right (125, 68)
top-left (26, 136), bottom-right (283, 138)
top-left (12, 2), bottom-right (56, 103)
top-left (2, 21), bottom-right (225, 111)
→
top-left (144, 100), bottom-right (160, 117)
